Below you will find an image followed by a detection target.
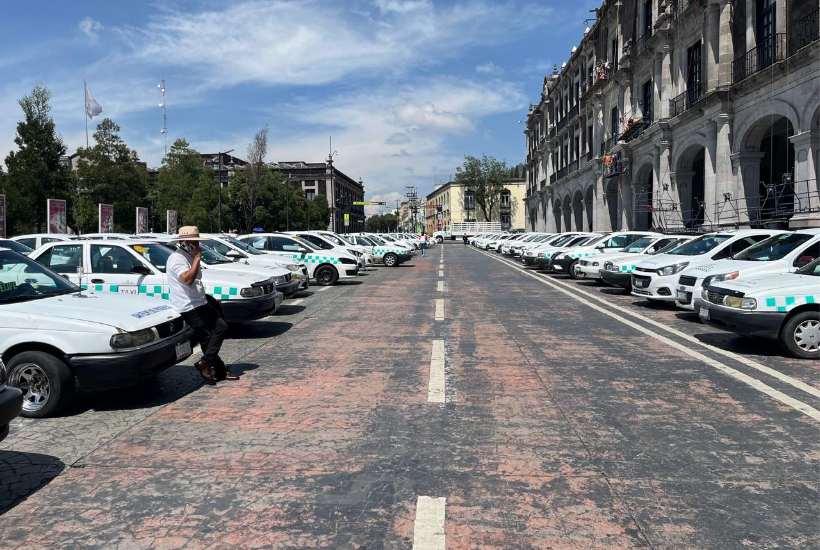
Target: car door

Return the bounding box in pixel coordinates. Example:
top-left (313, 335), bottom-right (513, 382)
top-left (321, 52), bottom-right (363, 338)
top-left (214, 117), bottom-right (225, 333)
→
top-left (88, 244), bottom-right (160, 297)
top-left (34, 243), bottom-right (85, 281)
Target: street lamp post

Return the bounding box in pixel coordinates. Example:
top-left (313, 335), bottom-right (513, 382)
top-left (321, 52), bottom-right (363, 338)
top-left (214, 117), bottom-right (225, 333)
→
top-left (215, 149), bottom-right (234, 233)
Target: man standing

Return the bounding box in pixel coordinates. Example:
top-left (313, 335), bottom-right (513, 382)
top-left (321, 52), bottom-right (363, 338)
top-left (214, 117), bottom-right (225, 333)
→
top-left (167, 226), bottom-right (237, 384)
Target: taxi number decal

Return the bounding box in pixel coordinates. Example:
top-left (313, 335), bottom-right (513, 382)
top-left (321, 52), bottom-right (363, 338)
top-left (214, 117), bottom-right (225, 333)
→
top-left (131, 304), bottom-right (173, 318)
top-left (0, 281), bottom-right (17, 292)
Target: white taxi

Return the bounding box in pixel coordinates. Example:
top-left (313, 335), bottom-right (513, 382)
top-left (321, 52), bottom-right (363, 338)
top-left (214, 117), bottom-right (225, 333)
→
top-left (552, 231), bottom-right (658, 278)
top-left (1, 248), bottom-right (194, 417)
top-left (674, 229), bottom-right (820, 310)
top-left (30, 240), bottom-right (283, 324)
top-left (346, 234), bottom-right (414, 266)
top-left (694, 258), bottom-right (820, 359)
top-left (286, 231), bottom-right (374, 269)
top-left (599, 236), bottom-right (695, 289)
top-left (630, 229), bottom-right (783, 303)
top-left (238, 233), bottom-right (359, 285)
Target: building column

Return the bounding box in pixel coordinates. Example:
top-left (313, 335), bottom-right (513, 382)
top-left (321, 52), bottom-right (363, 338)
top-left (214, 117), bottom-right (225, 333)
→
top-left (713, 113), bottom-right (734, 224)
top-left (703, 120), bottom-right (718, 226)
top-left (704, 4), bottom-right (720, 92)
top-left (789, 131), bottom-right (820, 225)
top-left (620, 178), bottom-right (634, 230)
top-left (717, 0), bottom-right (735, 87)
top-left (745, 0), bottom-right (756, 50)
top-left (592, 100), bottom-right (603, 157)
top-left (653, 50), bottom-right (663, 119)
top-left (660, 45), bottom-right (673, 118)
top-left (731, 151), bottom-right (766, 225)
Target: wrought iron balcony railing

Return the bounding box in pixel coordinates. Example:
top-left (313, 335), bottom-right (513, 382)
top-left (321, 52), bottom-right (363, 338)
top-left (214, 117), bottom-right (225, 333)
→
top-left (669, 82), bottom-right (703, 118)
top-left (732, 34), bottom-right (787, 84)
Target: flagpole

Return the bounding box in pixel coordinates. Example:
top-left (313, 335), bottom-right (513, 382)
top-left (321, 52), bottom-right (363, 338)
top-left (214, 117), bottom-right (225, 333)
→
top-left (84, 80), bottom-right (88, 148)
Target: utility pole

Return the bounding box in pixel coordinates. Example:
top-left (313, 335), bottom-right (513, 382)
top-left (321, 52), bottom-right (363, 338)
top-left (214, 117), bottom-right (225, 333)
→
top-left (286, 172), bottom-right (291, 231)
top-left (215, 149), bottom-right (234, 232)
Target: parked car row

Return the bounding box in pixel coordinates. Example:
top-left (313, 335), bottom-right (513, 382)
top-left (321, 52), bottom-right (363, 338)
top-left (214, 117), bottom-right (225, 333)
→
top-left (0, 230), bottom-right (419, 420)
top-left (473, 228), bottom-right (820, 360)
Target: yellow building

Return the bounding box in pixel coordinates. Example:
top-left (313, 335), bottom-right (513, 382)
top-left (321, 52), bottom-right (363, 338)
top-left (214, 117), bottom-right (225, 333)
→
top-left (425, 179), bottom-right (526, 233)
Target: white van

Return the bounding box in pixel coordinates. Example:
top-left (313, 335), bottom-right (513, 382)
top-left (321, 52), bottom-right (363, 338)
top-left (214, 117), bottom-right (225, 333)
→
top-left (1, 248), bottom-right (194, 417)
top-left (674, 229), bottom-right (820, 310)
top-left (31, 240), bottom-right (283, 323)
top-left (631, 229), bottom-right (783, 303)
top-left (238, 233), bottom-right (359, 285)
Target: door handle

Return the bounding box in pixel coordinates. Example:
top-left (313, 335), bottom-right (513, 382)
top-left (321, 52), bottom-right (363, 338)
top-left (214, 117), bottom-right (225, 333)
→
top-left (91, 278), bottom-right (105, 284)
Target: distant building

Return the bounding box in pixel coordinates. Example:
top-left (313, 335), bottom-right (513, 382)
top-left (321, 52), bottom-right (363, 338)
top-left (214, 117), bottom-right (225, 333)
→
top-left (425, 179), bottom-right (527, 233)
top-left (201, 153), bottom-right (248, 189)
top-left (269, 158), bottom-right (365, 233)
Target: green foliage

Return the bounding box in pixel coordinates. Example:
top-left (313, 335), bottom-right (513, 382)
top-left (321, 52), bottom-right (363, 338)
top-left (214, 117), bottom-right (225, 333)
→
top-left (74, 118), bottom-right (147, 233)
top-left (308, 193), bottom-right (330, 230)
top-left (365, 213), bottom-right (397, 232)
top-left (2, 85), bottom-right (71, 234)
top-left (455, 154), bottom-right (508, 222)
top-left (151, 138), bottom-right (221, 231)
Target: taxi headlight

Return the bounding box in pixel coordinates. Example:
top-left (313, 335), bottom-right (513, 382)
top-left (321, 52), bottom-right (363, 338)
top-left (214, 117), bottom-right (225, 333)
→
top-left (703, 271), bottom-right (739, 286)
top-left (591, 261), bottom-right (599, 267)
top-left (240, 287), bottom-right (263, 298)
top-left (701, 287), bottom-right (709, 300)
top-left (537, 252), bottom-right (545, 258)
top-left (110, 328), bottom-right (155, 349)
top-left (284, 264), bottom-right (301, 272)
top-left (724, 296), bottom-right (757, 310)
top-left (658, 262), bottom-right (689, 276)
top-left (604, 262), bottom-right (615, 271)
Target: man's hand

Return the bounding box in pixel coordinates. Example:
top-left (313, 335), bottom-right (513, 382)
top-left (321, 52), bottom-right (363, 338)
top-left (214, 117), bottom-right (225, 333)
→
top-left (190, 241), bottom-right (202, 259)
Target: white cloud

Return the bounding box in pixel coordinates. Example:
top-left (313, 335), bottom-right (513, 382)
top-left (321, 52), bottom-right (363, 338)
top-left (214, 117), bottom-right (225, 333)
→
top-left (385, 132), bottom-right (411, 145)
top-left (373, 0), bottom-right (432, 14)
top-left (79, 17), bottom-right (103, 44)
top-left (393, 102), bottom-right (473, 134)
top-left (475, 62), bottom-right (500, 74)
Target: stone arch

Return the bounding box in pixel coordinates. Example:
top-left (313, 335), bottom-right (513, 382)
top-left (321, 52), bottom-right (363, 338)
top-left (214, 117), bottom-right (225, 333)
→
top-left (572, 189), bottom-right (584, 231)
top-left (674, 143), bottom-right (707, 228)
top-left (562, 195), bottom-right (572, 232)
top-left (633, 162), bottom-right (654, 230)
top-left (735, 99), bottom-right (800, 153)
top-left (799, 88), bottom-right (820, 134)
top-left (584, 185), bottom-right (594, 231)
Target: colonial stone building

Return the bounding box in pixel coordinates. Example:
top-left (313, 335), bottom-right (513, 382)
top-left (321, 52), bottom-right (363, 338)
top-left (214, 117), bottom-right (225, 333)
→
top-left (425, 179), bottom-right (527, 234)
top-left (524, 0), bottom-right (819, 233)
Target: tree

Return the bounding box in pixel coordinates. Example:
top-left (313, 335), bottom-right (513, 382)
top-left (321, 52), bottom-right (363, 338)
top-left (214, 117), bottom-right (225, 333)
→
top-left (233, 125), bottom-right (268, 231)
top-left (151, 138), bottom-right (220, 230)
top-left (74, 118), bottom-right (147, 233)
top-left (455, 154), bottom-right (508, 222)
top-left (309, 194), bottom-right (330, 230)
top-left (2, 86), bottom-right (71, 233)
top-left (365, 213), bottom-right (397, 232)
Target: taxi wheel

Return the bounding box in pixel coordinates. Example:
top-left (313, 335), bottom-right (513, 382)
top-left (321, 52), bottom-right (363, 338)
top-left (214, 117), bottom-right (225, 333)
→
top-left (383, 253), bottom-right (399, 267)
top-left (436, 236), bottom-right (443, 243)
top-left (8, 351), bottom-right (75, 418)
top-left (569, 261), bottom-right (583, 280)
top-left (315, 265), bottom-right (338, 286)
top-left (781, 311), bottom-right (820, 359)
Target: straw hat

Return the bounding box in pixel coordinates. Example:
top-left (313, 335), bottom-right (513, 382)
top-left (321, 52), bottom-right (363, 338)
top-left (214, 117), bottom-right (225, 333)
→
top-left (170, 226), bottom-right (207, 243)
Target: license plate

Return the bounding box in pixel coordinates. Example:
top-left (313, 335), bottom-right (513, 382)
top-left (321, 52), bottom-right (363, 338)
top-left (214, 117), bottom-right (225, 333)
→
top-left (175, 340), bottom-right (192, 360)
top-left (676, 290), bottom-right (689, 302)
top-left (699, 307), bottom-right (710, 321)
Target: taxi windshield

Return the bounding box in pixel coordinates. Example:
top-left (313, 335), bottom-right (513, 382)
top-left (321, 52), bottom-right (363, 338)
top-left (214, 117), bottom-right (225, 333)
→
top-left (667, 234), bottom-right (730, 256)
top-left (369, 236), bottom-right (387, 245)
top-left (198, 245), bottom-right (234, 264)
top-left (0, 250), bottom-right (78, 303)
top-left (733, 233), bottom-right (813, 262)
top-left (128, 243), bottom-right (173, 272)
top-left (222, 236), bottom-right (263, 255)
top-left (293, 237), bottom-right (320, 251)
top-left (0, 239), bottom-right (34, 255)
top-left (795, 257), bottom-right (820, 276)
top-left (654, 238), bottom-right (689, 254)
top-left (622, 237), bottom-right (654, 253)
top-left (320, 233), bottom-right (346, 245)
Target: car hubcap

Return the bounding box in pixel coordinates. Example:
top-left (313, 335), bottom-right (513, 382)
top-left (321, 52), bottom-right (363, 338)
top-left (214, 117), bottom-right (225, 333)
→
top-left (794, 320), bottom-right (820, 353)
top-left (10, 363), bottom-right (50, 412)
top-left (318, 270), bottom-right (331, 284)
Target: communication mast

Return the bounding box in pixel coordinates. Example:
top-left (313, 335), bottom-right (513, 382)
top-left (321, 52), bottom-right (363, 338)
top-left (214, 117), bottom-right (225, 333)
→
top-left (158, 80), bottom-right (167, 155)
top-left (405, 186), bottom-right (419, 232)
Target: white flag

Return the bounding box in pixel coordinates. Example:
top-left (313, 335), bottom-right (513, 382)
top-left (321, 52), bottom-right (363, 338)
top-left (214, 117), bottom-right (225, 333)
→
top-left (85, 82), bottom-right (103, 119)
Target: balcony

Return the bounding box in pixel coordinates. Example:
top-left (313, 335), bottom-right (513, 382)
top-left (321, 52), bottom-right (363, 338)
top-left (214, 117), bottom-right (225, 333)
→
top-left (792, 9), bottom-right (819, 54)
top-left (732, 34), bottom-right (787, 84)
top-left (581, 69), bottom-right (610, 101)
top-left (566, 159), bottom-right (579, 175)
top-left (549, 125), bottom-right (557, 138)
top-left (669, 82), bottom-right (703, 118)
top-left (557, 115), bottom-right (568, 133)
top-left (556, 166), bottom-right (568, 181)
top-left (635, 27), bottom-right (652, 53)
top-left (566, 103), bottom-right (579, 123)
top-left (618, 113), bottom-right (652, 143)
top-left (581, 151), bottom-right (592, 165)
top-left (550, 173), bottom-right (557, 184)
top-left (602, 136), bottom-right (616, 154)
top-left (603, 155), bottom-right (628, 179)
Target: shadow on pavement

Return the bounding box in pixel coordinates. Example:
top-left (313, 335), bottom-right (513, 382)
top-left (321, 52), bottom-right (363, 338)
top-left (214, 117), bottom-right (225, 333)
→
top-left (276, 304), bottom-right (307, 315)
top-left (230, 321), bottom-right (293, 339)
top-left (693, 332), bottom-right (787, 357)
top-left (599, 287), bottom-right (630, 295)
top-left (226, 362), bottom-right (260, 376)
top-left (293, 291), bottom-right (315, 298)
top-left (336, 280), bottom-right (363, 285)
top-left (0, 451), bottom-right (65, 516)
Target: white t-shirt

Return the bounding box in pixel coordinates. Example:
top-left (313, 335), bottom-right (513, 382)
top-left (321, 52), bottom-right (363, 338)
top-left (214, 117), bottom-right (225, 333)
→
top-left (166, 249), bottom-right (208, 313)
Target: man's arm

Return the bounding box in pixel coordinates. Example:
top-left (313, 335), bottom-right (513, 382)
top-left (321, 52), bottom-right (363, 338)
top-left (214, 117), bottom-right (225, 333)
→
top-left (170, 245), bottom-right (202, 286)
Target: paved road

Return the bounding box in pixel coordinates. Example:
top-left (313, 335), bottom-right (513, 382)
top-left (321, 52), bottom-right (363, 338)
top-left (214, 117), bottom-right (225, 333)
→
top-left (0, 243), bottom-right (817, 549)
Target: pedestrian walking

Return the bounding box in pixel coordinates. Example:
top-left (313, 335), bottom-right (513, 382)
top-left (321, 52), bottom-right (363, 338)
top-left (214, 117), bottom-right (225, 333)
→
top-left (168, 226), bottom-right (237, 384)
top-left (463, 234), bottom-right (468, 246)
top-left (420, 233), bottom-right (428, 256)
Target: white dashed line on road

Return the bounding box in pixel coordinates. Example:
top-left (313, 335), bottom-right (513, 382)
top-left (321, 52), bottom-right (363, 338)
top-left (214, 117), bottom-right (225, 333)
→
top-left (435, 299), bottom-right (445, 321)
top-left (315, 286), bottom-right (331, 292)
top-left (478, 250), bottom-right (820, 423)
top-left (438, 270), bottom-right (444, 277)
top-left (413, 496), bottom-right (446, 549)
top-left (288, 299), bottom-right (304, 306)
top-left (437, 281), bottom-right (444, 292)
top-left (428, 339), bottom-right (446, 403)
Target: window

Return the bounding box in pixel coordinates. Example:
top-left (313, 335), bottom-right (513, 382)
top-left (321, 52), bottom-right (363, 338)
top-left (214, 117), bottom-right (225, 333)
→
top-left (464, 190), bottom-right (475, 210)
top-left (642, 79), bottom-right (653, 122)
top-left (91, 245), bottom-right (142, 274)
top-left (268, 236), bottom-right (303, 252)
top-left (244, 236), bottom-right (268, 250)
top-left (757, 0), bottom-right (776, 69)
top-left (711, 235), bottom-right (771, 260)
top-left (37, 244), bottom-right (83, 274)
top-left (17, 238), bottom-right (35, 249)
top-left (643, 0), bottom-right (652, 36)
top-left (305, 190), bottom-right (316, 201)
top-left (298, 234), bottom-right (333, 250)
top-left (611, 107), bottom-right (619, 137)
top-left (602, 234), bottom-right (644, 249)
top-left (501, 213), bottom-right (511, 227)
top-left (733, 233), bottom-right (813, 262)
top-left (501, 191), bottom-right (511, 208)
top-left (687, 40), bottom-right (702, 94)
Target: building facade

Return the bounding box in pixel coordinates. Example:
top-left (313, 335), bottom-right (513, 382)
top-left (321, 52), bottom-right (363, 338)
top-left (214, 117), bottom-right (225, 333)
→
top-left (269, 159), bottom-right (365, 233)
top-left (425, 179), bottom-right (527, 233)
top-left (524, 0), bottom-right (819, 234)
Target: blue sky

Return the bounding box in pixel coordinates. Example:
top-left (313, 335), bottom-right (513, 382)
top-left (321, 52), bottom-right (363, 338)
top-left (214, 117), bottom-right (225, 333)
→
top-left (1, 0), bottom-right (598, 214)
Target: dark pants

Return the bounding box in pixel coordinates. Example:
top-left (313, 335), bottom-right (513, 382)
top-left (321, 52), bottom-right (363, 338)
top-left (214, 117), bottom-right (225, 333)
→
top-left (181, 301), bottom-right (228, 375)
top-left (421, 243), bottom-right (426, 256)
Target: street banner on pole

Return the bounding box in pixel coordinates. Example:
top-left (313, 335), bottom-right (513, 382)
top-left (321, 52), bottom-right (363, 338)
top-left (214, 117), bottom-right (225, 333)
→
top-left (0, 194), bottom-right (6, 238)
top-left (136, 207), bottom-right (149, 233)
top-left (47, 199), bottom-right (67, 234)
top-left (344, 213), bottom-right (350, 227)
top-left (166, 210), bottom-right (177, 234)
top-left (99, 204), bottom-right (114, 233)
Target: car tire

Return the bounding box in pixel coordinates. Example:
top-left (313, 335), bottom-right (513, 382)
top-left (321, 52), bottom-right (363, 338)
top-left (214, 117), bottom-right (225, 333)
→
top-left (568, 260), bottom-right (583, 279)
top-left (314, 265), bottom-right (339, 286)
top-left (383, 253), bottom-right (399, 267)
top-left (436, 236), bottom-right (443, 243)
top-left (780, 311), bottom-right (820, 359)
top-left (7, 351), bottom-right (75, 418)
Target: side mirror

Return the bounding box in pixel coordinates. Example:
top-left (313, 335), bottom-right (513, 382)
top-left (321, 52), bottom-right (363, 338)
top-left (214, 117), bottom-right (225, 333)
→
top-left (131, 265), bottom-right (152, 275)
top-left (298, 247), bottom-right (310, 254)
top-left (226, 250), bottom-right (244, 260)
top-left (796, 256), bottom-right (815, 267)
top-left (595, 242), bottom-right (606, 249)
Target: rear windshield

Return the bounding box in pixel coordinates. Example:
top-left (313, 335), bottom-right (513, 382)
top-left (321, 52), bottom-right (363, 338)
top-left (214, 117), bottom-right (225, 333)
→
top-left (667, 234), bottom-right (730, 256)
top-left (0, 239), bottom-right (34, 254)
top-left (733, 233), bottom-right (813, 262)
top-left (622, 237), bottom-right (654, 253)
